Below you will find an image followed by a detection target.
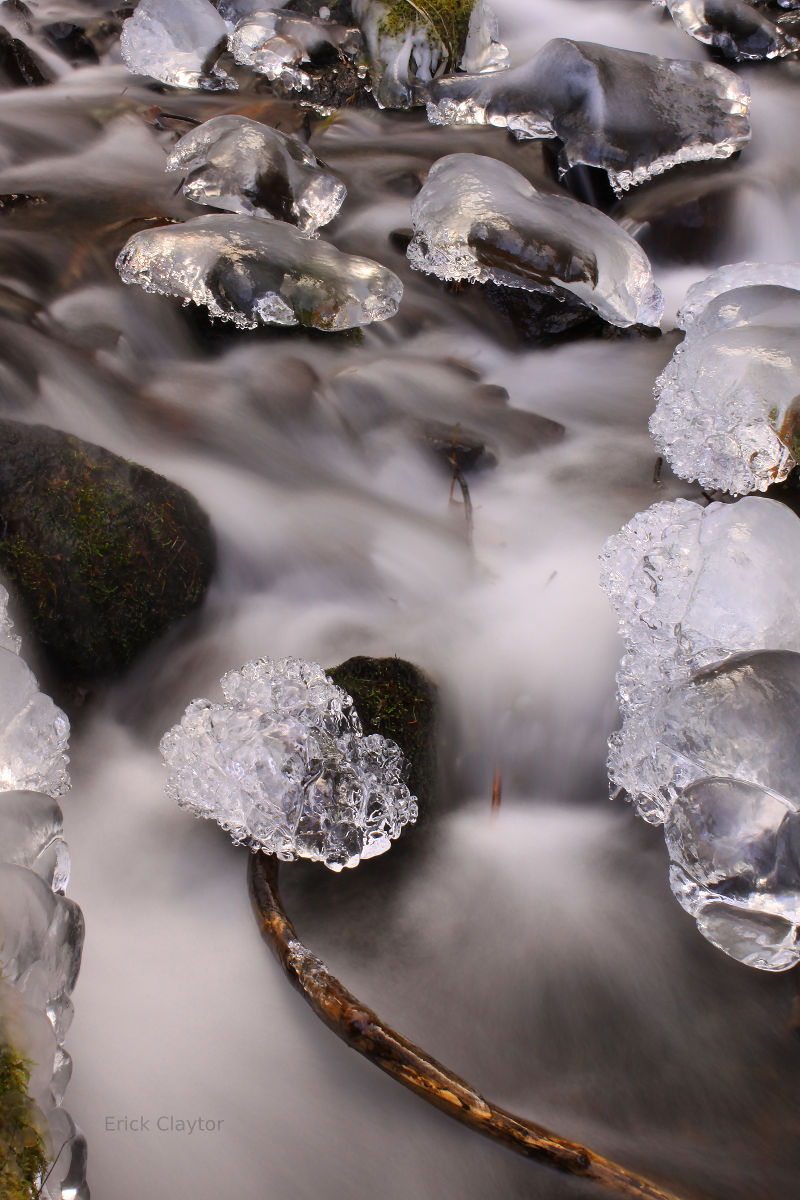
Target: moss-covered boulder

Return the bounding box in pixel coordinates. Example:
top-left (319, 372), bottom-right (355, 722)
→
top-left (328, 655), bottom-right (437, 808)
top-left (0, 1040), bottom-right (47, 1200)
top-left (0, 420), bottom-right (215, 681)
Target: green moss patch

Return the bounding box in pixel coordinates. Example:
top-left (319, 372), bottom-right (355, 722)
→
top-left (328, 655), bottom-right (437, 807)
top-left (0, 1040), bottom-right (48, 1200)
top-left (0, 420), bottom-right (215, 681)
top-left (380, 0), bottom-right (475, 62)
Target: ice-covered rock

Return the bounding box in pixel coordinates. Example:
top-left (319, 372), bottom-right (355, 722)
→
top-left (0, 583), bottom-right (20, 653)
top-left (600, 496), bottom-right (800, 823)
top-left (166, 115), bottom-right (346, 232)
top-left (407, 154), bottom-right (663, 328)
top-left (426, 38), bottom-right (750, 194)
top-left (650, 264), bottom-right (800, 495)
top-left (116, 213), bottom-right (403, 330)
top-left (0, 646), bottom-right (69, 797)
top-left (229, 8), bottom-right (361, 90)
top-left (654, 0), bottom-right (800, 62)
top-left (160, 656), bottom-right (418, 870)
top-left (353, 0), bottom-right (507, 110)
top-left (121, 0), bottom-right (234, 90)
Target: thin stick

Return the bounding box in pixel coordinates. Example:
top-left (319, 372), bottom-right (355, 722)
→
top-left (248, 853), bottom-right (700, 1200)
top-left (491, 762), bottom-right (502, 814)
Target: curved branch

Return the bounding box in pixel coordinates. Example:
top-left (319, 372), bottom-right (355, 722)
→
top-left (248, 852), bottom-right (701, 1200)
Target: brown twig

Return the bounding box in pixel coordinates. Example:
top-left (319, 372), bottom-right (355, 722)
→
top-left (248, 852), bottom-right (699, 1200)
top-left (491, 762), bottom-right (502, 814)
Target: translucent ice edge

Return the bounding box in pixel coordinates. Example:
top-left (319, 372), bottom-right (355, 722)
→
top-left (678, 261), bottom-right (800, 331)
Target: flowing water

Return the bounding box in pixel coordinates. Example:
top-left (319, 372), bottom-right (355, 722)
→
top-left (4, 0), bottom-right (800, 1196)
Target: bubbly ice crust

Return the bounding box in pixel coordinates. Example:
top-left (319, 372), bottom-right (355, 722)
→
top-left (651, 265), bottom-right (800, 494)
top-left (426, 38), bottom-right (750, 194)
top-left (166, 116), bottom-right (347, 233)
top-left (116, 213), bottom-right (403, 331)
top-left (160, 656), bottom-right (418, 871)
top-left (0, 612), bottom-right (69, 797)
top-left (407, 154), bottom-right (663, 328)
top-left (120, 0), bottom-right (234, 90)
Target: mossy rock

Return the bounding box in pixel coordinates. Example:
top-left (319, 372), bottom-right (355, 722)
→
top-left (328, 655), bottom-right (437, 809)
top-left (0, 1039), bottom-right (48, 1200)
top-left (0, 419), bottom-right (215, 681)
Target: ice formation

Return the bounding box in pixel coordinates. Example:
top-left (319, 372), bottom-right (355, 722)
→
top-left (160, 656), bottom-right (418, 870)
top-left (116, 213), bottom-right (403, 330)
top-left (407, 154), bottom-right (664, 328)
top-left (653, 0), bottom-right (800, 62)
top-left (601, 497), bottom-right (800, 969)
top-left (228, 9), bottom-right (362, 90)
top-left (353, 0), bottom-right (507, 110)
top-left (120, 0), bottom-right (234, 90)
top-left (0, 601), bottom-right (87, 1196)
top-left (426, 38), bottom-right (751, 194)
top-left (650, 263), bottom-right (800, 495)
top-left (166, 115), bottom-right (347, 232)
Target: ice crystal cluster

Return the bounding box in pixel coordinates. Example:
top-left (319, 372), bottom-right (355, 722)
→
top-left (426, 38), bottom-right (751, 194)
top-left (650, 264), bottom-right (800, 495)
top-left (116, 213), bottom-right (403, 331)
top-left (653, 0), bottom-right (800, 62)
top-left (408, 154), bottom-right (664, 328)
top-left (0, 595), bottom-right (88, 1197)
top-left (601, 497), bottom-right (800, 969)
top-left (229, 9), bottom-right (361, 90)
top-left (160, 657), bottom-right (418, 871)
top-left (353, 0), bottom-right (507, 110)
top-left (166, 116), bottom-right (347, 233)
top-left (0, 586), bottom-right (69, 797)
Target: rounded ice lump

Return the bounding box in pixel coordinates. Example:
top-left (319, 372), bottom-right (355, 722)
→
top-left (0, 606), bottom-right (69, 797)
top-left (650, 263), bottom-right (800, 495)
top-left (166, 115), bottom-right (347, 233)
top-left (120, 0), bottom-right (234, 90)
top-left (407, 153), bottom-right (663, 328)
top-left (160, 656), bottom-right (418, 871)
top-left (426, 38), bottom-right (750, 194)
top-left (116, 213), bottom-right (403, 331)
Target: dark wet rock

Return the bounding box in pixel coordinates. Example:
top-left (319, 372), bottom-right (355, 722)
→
top-left (328, 654), bottom-right (438, 807)
top-left (0, 26), bottom-right (52, 86)
top-left (0, 420), bottom-right (215, 681)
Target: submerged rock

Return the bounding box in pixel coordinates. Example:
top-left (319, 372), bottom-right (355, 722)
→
top-left (166, 115), bottom-right (347, 232)
top-left (120, 0), bottom-right (234, 90)
top-left (650, 263), bottom-right (800, 495)
top-left (228, 8), bottom-right (362, 91)
top-left (117, 212), bottom-right (403, 330)
top-left (327, 655), bottom-right (437, 806)
top-left (407, 154), bottom-right (663, 328)
top-left (427, 38), bottom-right (750, 194)
top-left (353, 0), bottom-right (507, 110)
top-left (160, 656), bottom-right (418, 870)
top-left (654, 0), bottom-right (800, 62)
top-left (0, 420), bottom-right (215, 681)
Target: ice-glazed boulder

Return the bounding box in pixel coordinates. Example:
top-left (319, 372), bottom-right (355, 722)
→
top-left (427, 38), bottom-right (751, 194)
top-left (654, 0), bottom-right (800, 62)
top-left (166, 115), bottom-right (347, 232)
top-left (353, 0), bottom-right (507, 110)
top-left (228, 8), bottom-right (362, 90)
top-left (116, 213), bottom-right (403, 330)
top-left (601, 498), bottom-right (800, 969)
top-left (0, 600), bottom-right (87, 1197)
top-left (407, 154), bottom-right (663, 328)
top-left (651, 264), bottom-right (800, 495)
top-left (160, 656), bottom-right (418, 870)
top-left (121, 0), bottom-right (235, 90)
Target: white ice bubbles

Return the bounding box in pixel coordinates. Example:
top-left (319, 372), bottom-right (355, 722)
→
top-left (160, 657), bottom-right (418, 871)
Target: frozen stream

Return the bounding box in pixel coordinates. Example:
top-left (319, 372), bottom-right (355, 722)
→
top-left (3, 0), bottom-right (800, 1196)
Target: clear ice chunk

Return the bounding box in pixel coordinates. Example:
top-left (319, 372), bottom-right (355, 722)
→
top-left (120, 0), bottom-right (235, 91)
top-left (651, 264), bottom-right (800, 495)
top-left (166, 115), bottom-right (347, 233)
top-left (0, 647), bottom-right (69, 797)
top-left (160, 656), bottom-right (418, 871)
top-left (0, 583), bottom-right (21, 654)
top-left (353, 0), bottom-right (507, 110)
top-left (229, 9), bottom-right (361, 90)
top-left (407, 153), bottom-right (663, 329)
top-left (666, 776), bottom-right (800, 970)
top-left (426, 38), bottom-right (751, 194)
top-left (600, 496), bottom-right (800, 822)
top-left (0, 791), bottom-right (69, 894)
top-left (116, 213), bottom-right (403, 331)
top-left (655, 0), bottom-right (800, 62)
